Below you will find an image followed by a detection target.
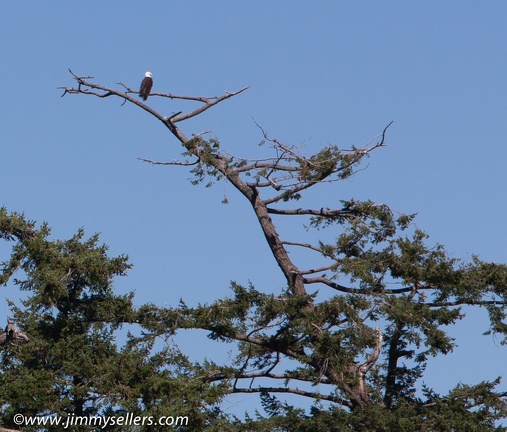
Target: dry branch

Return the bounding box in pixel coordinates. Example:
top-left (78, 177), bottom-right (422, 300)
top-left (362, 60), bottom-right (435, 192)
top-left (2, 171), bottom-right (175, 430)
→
top-left (60, 70), bottom-right (248, 144)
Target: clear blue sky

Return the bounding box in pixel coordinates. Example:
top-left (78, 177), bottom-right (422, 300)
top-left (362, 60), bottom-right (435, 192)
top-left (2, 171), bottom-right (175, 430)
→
top-left (1, 0), bottom-right (507, 414)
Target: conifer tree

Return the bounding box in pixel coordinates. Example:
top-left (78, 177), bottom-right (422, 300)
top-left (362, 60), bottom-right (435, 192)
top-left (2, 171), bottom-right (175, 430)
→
top-left (2, 72), bottom-right (506, 431)
top-left (0, 210), bottom-right (225, 431)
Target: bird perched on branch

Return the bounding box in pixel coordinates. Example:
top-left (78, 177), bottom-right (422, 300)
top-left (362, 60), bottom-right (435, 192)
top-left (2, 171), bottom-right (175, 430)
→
top-left (0, 318), bottom-right (29, 345)
top-left (139, 71), bottom-right (153, 101)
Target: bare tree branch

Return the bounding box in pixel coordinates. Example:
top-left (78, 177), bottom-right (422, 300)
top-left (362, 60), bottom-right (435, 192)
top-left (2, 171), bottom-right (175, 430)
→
top-left (300, 263), bottom-right (338, 276)
top-left (232, 386), bottom-right (351, 406)
top-left (355, 327), bottom-right (382, 402)
top-left (172, 87), bottom-right (249, 122)
top-left (137, 158), bottom-right (199, 167)
top-left (60, 70), bottom-right (247, 144)
top-left (267, 207), bottom-right (355, 217)
top-left (302, 276), bottom-right (361, 294)
top-left (426, 299), bottom-right (507, 308)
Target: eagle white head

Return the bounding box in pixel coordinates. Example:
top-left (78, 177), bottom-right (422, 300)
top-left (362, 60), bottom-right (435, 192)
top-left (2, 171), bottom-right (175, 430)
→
top-left (145, 71), bottom-right (153, 78)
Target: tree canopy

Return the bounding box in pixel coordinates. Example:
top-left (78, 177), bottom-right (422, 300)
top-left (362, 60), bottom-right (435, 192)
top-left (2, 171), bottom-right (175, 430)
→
top-left (0, 72), bottom-right (505, 431)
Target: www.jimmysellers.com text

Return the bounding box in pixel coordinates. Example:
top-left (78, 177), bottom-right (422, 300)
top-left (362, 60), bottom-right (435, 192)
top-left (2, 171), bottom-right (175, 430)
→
top-left (13, 412), bottom-right (189, 429)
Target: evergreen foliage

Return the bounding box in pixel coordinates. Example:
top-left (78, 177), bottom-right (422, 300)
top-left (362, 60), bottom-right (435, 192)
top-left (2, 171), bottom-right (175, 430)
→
top-left (0, 75), bottom-right (505, 430)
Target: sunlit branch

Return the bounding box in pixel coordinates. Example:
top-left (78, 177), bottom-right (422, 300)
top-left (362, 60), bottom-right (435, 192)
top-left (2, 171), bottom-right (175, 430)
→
top-left (267, 207), bottom-right (355, 217)
top-left (0, 426), bottom-right (22, 432)
top-left (235, 161), bottom-right (300, 174)
top-left (426, 299), bottom-right (507, 308)
top-left (358, 327), bottom-right (382, 373)
top-left (300, 263), bottom-right (338, 275)
top-left (207, 371), bottom-right (331, 385)
top-left (246, 180), bottom-right (281, 189)
top-left (137, 158), bottom-right (199, 167)
top-left (282, 240), bottom-right (337, 260)
top-left (232, 386), bottom-right (350, 406)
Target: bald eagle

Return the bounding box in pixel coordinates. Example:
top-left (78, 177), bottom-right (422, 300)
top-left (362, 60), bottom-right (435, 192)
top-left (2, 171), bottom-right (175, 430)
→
top-left (139, 71), bottom-right (153, 101)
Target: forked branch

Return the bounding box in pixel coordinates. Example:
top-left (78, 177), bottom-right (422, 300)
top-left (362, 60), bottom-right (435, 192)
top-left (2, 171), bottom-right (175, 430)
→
top-left (59, 69), bottom-right (248, 143)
